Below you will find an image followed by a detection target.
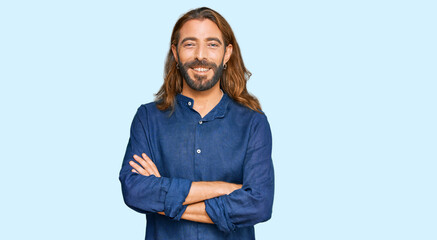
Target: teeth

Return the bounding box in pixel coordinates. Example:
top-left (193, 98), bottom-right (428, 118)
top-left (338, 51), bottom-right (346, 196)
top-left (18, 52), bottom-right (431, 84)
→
top-left (193, 68), bottom-right (209, 72)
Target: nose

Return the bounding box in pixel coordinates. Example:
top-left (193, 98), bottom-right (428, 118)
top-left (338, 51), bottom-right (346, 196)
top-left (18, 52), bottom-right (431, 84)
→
top-left (195, 44), bottom-right (207, 61)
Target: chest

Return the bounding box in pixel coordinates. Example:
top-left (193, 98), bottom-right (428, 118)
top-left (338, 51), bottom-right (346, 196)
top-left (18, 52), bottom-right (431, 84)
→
top-left (148, 117), bottom-right (250, 183)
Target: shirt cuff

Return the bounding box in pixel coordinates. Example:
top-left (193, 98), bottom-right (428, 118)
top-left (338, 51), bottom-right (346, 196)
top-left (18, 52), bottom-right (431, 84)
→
top-left (205, 197), bottom-right (236, 232)
top-left (164, 178), bottom-right (192, 220)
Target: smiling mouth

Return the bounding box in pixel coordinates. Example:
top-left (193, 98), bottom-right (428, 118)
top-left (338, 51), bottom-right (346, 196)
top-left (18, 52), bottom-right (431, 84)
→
top-left (191, 67), bottom-right (210, 73)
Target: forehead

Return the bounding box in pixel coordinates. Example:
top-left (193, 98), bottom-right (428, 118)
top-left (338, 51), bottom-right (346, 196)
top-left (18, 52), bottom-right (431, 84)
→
top-left (178, 19), bottom-right (223, 42)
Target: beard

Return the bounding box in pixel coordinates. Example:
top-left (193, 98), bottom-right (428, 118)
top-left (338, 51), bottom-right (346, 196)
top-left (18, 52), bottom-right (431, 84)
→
top-left (178, 57), bottom-right (225, 91)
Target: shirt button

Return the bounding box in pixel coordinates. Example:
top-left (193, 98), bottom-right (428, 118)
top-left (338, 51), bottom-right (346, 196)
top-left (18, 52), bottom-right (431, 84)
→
top-left (188, 102), bottom-right (192, 106)
top-left (196, 149), bottom-right (201, 154)
top-left (199, 121), bottom-right (203, 124)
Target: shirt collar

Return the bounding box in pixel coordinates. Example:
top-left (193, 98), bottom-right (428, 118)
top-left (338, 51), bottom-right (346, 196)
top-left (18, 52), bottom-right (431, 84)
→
top-left (176, 92), bottom-right (230, 120)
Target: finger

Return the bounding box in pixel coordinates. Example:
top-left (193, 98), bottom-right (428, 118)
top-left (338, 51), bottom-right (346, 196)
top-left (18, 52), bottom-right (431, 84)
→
top-left (142, 153), bottom-right (161, 177)
top-left (130, 160), bottom-right (147, 175)
top-left (136, 153), bottom-right (159, 177)
top-left (132, 169), bottom-right (139, 174)
top-left (133, 155), bottom-right (154, 176)
top-left (135, 155), bottom-right (155, 176)
top-left (129, 160), bottom-right (150, 176)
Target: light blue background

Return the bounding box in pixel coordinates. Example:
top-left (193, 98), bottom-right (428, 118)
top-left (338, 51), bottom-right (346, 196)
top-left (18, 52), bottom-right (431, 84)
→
top-left (1, 0), bottom-right (436, 239)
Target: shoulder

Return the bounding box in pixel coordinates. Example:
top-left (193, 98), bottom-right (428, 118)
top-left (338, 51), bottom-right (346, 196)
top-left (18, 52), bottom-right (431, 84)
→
top-left (136, 101), bottom-right (170, 115)
top-left (227, 101), bottom-right (272, 147)
top-left (227, 98), bottom-right (270, 126)
top-left (133, 101), bottom-right (170, 123)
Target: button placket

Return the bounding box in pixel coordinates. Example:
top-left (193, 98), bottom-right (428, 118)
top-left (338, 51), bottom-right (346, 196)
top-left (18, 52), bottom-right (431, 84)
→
top-left (196, 120), bottom-right (202, 154)
top-left (193, 117), bottom-right (203, 180)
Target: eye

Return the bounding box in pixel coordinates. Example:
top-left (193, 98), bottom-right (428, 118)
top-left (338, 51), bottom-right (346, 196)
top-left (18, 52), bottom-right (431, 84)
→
top-left (184, 43), bottom-right (195, 47)
top-left (209, 43), bottom-right (219, 48)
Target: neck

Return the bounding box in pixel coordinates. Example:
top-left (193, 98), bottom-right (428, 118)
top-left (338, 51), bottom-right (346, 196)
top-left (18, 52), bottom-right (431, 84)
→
top-left (181, 81), bottom-right (223, 118)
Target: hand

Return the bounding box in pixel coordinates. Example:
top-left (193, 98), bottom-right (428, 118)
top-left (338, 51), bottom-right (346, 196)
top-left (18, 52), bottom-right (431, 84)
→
top-left (129, 153), bottom-right (161, 177)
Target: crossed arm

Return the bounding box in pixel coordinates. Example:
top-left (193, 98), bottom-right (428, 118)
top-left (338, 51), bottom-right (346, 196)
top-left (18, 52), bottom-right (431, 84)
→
top-left (121, 108), bottom-right (274, 232)
top-left (129, 153), bottom-right (242, 224)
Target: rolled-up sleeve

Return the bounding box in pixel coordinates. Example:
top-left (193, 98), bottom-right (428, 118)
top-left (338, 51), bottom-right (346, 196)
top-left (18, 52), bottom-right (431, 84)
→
top-left (119, 106), bottom-right (192, 220)
top-left (205, 113), bottom-right (274, 232)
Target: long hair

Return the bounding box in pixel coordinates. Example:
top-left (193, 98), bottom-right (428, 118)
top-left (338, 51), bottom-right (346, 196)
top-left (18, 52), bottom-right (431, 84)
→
top-left (155, 7), bottom-right (262, 113)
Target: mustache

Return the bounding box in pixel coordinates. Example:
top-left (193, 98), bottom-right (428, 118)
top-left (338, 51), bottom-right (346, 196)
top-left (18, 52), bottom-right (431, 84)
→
top-left (183, 59), bottom-right (218, 69)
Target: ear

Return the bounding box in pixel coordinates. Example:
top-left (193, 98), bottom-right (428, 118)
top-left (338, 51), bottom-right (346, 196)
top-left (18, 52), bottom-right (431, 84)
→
top-left (171, 44), bottom-right (178, 63)
top-left (223, 44), bottom-right (233, 65)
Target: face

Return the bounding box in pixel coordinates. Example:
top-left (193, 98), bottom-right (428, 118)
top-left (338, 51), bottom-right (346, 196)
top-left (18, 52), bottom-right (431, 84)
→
top-left (172, 19), bottom-right (233, 91)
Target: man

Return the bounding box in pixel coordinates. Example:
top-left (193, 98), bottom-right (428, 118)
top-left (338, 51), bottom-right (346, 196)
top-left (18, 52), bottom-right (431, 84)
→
top-left (119, 7), bottom-right (274, 240)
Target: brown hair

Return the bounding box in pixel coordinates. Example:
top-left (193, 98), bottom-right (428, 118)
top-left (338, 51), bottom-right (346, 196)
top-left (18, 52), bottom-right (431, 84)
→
top-left (155, 7), bottom-right (262, 113)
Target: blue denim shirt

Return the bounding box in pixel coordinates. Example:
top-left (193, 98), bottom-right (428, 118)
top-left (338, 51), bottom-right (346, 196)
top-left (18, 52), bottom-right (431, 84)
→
top-left (119, 93), bottom-right (274, 240)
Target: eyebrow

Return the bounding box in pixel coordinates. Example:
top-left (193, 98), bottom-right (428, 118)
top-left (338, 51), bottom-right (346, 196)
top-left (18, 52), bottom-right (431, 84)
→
top-left (206, 37), bottom-right (222, 45)
top-left (180, 37), bottom-right (223, 45)
top-left (180, 37), bottom-right (197, 45)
